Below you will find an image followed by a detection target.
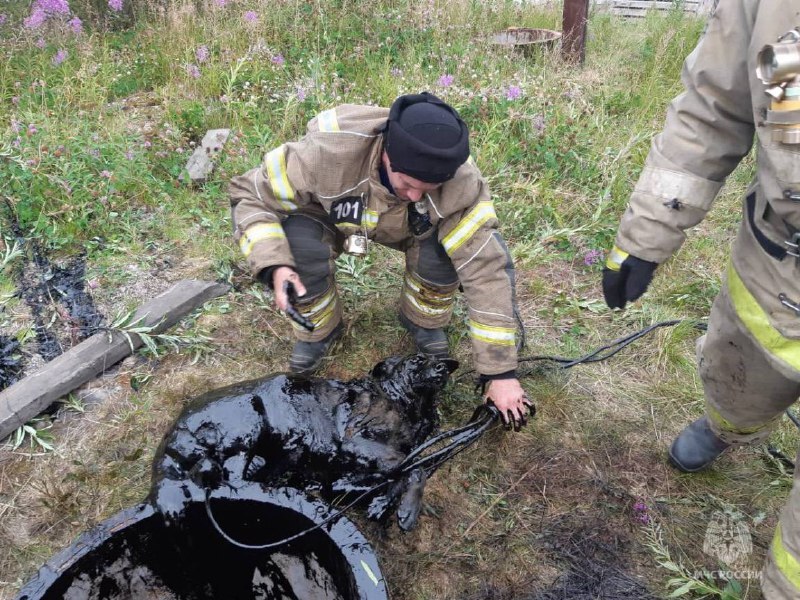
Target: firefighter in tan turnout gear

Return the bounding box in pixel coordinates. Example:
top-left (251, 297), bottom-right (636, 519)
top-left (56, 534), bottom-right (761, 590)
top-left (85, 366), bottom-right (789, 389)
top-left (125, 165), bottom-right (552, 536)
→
top-left (601, 1), bottom-right (800, 596)
top-left (230, 92), bottom-right (531, 426)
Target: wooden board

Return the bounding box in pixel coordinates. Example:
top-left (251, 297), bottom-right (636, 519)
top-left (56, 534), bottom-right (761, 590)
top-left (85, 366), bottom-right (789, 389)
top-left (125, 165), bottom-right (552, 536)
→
top-left (0, 280), bottom-right (229, 441)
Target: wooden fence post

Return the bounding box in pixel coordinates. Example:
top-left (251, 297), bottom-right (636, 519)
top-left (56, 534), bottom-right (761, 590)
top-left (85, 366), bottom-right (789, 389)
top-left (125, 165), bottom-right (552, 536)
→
top-left (562, 0), bottom-right (590, 64)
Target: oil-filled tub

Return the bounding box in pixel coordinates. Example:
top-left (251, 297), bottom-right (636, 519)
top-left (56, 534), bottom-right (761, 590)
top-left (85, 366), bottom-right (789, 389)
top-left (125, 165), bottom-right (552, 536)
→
top-left (15, 485), bottom-right (388, 600)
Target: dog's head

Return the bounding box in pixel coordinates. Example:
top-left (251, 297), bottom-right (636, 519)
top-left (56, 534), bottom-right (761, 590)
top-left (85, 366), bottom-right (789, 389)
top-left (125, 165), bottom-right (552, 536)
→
top-left (371, 354), bottom-right (458, 420)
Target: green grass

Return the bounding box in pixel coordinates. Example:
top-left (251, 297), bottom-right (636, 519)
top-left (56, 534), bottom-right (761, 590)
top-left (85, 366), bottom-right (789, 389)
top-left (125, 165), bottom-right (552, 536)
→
top-left (0, 1), bottom-right (794, 599)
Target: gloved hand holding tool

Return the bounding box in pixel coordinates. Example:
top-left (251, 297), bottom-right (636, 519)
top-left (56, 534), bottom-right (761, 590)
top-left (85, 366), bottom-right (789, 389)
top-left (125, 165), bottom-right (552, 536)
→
top-left (283, 280), bottom-right (315, 332)
top-left (601, 246), bottom-right (658, 310)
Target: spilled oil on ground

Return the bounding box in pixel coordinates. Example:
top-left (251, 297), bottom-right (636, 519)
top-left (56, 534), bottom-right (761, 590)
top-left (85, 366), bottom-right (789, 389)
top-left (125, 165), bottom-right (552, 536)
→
top-left (1, 209), bottom-right (104, 392)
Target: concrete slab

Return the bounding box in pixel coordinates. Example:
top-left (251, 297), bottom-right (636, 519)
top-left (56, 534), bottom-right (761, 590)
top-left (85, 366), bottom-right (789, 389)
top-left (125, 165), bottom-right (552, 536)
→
top-left (184, 129), bottom-right (231, 184)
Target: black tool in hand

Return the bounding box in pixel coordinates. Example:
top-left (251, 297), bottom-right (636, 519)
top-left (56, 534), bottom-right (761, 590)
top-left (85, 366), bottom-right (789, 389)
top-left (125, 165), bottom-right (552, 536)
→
top-left (283, 280), bottom-right (315, 332)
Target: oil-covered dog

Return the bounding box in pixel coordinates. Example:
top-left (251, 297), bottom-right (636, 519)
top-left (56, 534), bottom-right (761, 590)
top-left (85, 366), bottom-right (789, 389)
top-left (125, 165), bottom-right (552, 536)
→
top-left (150, 354), bottom-right (458, 532)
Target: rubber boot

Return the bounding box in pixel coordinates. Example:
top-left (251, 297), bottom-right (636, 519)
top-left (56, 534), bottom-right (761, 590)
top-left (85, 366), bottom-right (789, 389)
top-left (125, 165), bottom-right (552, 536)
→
top-left (289, 324), bottom-right (343, 376)
top-left (399, 313), bottom-right (449, 359)
top-left (668, 416), bottom-right (731, 473)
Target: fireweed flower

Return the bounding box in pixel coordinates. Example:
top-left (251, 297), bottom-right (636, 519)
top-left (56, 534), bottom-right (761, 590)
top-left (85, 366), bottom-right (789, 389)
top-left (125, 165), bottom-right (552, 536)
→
top-left (196, 45), bottom-right (209, 63)
top-left (243, 10), bottom-right (258, 22)
top-left (36, 0), bottom-right (70, 14)
top-left (506, 85), bottom-right (522, 101)
top-left (108, 0), bottom-right (123, 12)
top-left (68, 16), bottom-right (82, 33)
top-left (52, 49), bottom-right (68, 66)
top-left (583, 249), bottom-right (602, 266)
top-left (271, 54), bottom-right (285, 66)
top-left (24, 8), bottom-right (47, 29)
top-left (53, 48), bottom-right (69, 67)
top-left (438, 74), bottom-right (454, 87)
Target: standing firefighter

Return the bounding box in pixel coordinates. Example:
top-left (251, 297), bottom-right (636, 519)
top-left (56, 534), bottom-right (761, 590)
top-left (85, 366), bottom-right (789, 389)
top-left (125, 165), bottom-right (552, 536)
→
top-left (601, 1), bottom-right (800, 596)
top-left (230, 92), bottom-right (531, 427)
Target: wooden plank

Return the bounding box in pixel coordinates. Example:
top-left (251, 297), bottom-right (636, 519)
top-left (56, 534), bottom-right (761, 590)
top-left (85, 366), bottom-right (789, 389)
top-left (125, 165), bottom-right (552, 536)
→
top-left (0, 280), bottom-right (229, 442)
top-left (184, 128), bottom-right (231, 184)
top-left (562, 0), bottom-right (590, 64)
top-left (613, 0), bottom-right (698, 7)
top-left (610, 0), bottom-right (702, 15)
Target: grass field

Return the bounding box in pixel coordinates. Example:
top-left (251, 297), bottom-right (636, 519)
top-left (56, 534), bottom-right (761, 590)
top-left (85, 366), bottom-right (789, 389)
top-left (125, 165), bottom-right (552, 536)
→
top-left (0, 0), bottom-right (796, 598)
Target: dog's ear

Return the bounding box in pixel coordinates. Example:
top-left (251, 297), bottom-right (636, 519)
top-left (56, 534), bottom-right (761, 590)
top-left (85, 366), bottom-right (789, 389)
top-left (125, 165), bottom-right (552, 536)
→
top-left (441, 358), bottom-right (459, 374)
top-left (371, 356), bottom-right (403, 380)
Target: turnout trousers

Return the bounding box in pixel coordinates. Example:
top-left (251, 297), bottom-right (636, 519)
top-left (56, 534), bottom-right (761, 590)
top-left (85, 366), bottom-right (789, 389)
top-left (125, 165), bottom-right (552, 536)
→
top-left (283, 214), bottom-right (459, 343)
top-left (697, 217), bottom-right (800, 598)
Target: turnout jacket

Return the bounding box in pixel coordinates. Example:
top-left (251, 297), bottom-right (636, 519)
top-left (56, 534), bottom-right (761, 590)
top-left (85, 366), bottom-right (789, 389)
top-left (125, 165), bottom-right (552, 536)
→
top-left (230, 105), bottom-right (518, 375)
top-left (612, 0), bottom-right (800, 341)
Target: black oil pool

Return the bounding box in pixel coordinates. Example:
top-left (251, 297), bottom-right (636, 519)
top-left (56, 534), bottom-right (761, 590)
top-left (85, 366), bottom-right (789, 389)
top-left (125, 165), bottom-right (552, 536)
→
top-left (15, 487), bottom-right (388, 600)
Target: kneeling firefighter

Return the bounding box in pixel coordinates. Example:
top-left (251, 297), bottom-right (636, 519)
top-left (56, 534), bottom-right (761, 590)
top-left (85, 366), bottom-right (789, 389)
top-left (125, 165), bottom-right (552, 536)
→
top-left (601, 1), bottom-right (800, 596)
top-left (229, 92), bottom-right (532, 427)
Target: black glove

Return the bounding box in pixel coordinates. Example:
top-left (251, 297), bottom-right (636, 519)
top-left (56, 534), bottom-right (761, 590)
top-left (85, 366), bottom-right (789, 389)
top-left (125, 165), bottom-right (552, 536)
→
top-left (602, 252), bottom-right (658, 310)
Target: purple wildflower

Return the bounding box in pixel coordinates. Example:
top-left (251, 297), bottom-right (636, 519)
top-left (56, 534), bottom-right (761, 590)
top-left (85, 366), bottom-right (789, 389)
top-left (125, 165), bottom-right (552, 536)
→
top-left (108, 0), bottom-right (123, 12)
top-left (52, 49), bottom-right (68, 66)
top-left (438, 74), bottom-right (454, 87)
top-left (531, 113), bottom-right (545, 133)
top-left (11, 120), bottom-right (21, 133)
top-left (633, 499), bottom-right (650, 524)
top-left (390, 67), bottom-right (403, 77)
top-left (24, 8), bottom-right (48, 29)
top-left (125, 150), bottom-right (134, 160)
top-left (68, 16), bottom-right (82, 33)
top-left (11, 96), bottom-right (19, 105)
top-left (243, 10), bottom-right (258, 22)
top-left (214, 0), bottom-right (227, 6)
top-left (143, 140), bottom-right (152, 148)
top-left (35, 37), bottom-right (46, 48)
top-left (100, 170), bottom-right (112, 178)
top-left (271, 53), bottom-right (285, 66)
top-left (506, 85), bottom-right (522, 101)
top-left (583, 249), bottom-right (602, 266)
top-left (35, 0), bottom-right (70, 14)
top-left (0, 14), bottom-right (7, 25)
top-left (297, 87), bottom-right (307, 101)
top-left (186, 64), bottom-right (201, 79)
top-left (90, 148), bottom-right (100, 158)
top-left (196, 45), bottom-right (209, 63)
top-left (27, 124), bottom-right (38, 135)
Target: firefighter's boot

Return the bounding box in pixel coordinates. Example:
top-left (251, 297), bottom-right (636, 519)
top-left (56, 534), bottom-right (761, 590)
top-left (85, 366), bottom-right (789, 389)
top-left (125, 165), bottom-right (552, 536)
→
top-left (668, 416), bottom-right (731, 473)
top-left (289, 323), bottom-right (343, 376)
top-left (399, 313), bottom-right (449, 359)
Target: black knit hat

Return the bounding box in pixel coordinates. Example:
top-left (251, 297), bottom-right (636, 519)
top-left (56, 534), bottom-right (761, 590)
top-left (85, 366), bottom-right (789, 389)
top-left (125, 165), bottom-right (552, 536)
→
top-left (384, 92), bottom-right (470, 183)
